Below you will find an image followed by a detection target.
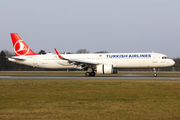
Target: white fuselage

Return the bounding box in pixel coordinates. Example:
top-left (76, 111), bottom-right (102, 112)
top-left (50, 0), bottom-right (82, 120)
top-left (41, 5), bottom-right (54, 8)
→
top-left (8, 52), bottom-right (175, 69)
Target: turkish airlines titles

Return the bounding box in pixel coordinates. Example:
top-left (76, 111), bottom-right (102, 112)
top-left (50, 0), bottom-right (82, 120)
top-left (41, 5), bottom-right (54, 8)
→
top-left (106, 54), bottom-right (151, 58)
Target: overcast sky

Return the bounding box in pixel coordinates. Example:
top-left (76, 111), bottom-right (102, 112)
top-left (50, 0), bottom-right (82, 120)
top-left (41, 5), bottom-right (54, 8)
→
top-left (0, 0), bottom-right (180, 58)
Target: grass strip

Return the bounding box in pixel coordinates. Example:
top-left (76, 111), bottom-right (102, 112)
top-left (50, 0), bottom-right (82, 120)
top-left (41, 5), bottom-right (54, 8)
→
top-left (0, 79), bottom-right (180, 120)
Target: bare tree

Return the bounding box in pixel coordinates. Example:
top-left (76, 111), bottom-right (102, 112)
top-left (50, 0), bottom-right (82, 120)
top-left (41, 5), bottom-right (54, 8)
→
top-left (38, 50), bottom-right (46, 55)
top-left (62, 52), bottom-right (74, 54)
top-left (3, 49), bottom-right (14, 57)
top-left (95, 50), bottom-right (108, 53)
top-left (76, 49), bottom-right (89, 54)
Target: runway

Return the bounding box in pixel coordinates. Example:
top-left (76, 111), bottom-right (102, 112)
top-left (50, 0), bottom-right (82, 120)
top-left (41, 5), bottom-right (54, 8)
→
top-left (0, 75), bottom-right (180, 80)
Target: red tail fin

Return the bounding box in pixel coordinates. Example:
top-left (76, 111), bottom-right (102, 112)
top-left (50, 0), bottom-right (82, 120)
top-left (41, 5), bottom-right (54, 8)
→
top-left (10, 33), bottom-right (37, 56)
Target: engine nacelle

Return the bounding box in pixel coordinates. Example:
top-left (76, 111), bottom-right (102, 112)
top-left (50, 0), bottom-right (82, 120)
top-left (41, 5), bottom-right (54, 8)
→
top-left (97, 64), bottom-right (118, 74)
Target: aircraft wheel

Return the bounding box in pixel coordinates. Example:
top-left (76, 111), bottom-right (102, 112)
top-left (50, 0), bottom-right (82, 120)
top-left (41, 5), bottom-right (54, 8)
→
top-left (154, 73), bottom-right (157, 77)
top-left (90, 72), bottom-right (96, 76)
top-left (85, 72), bottom-right (91, 77)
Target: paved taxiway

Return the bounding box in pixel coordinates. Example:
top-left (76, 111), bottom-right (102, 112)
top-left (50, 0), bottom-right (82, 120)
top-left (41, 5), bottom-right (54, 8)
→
top-left (0, 76), bottom-right (180, 80)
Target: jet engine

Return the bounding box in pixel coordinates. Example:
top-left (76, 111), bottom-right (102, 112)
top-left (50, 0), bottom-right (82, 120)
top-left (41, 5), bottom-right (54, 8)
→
top-left (97, 64), bottom-right (118, 74)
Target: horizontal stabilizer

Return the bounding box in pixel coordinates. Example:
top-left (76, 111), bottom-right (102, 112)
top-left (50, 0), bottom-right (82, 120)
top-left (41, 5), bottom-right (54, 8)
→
top-left (8, 57), bottom-right (26, 61)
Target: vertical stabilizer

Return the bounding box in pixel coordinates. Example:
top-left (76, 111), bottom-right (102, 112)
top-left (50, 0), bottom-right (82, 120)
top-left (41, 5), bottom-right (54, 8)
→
top-left (10, 33), bottom-right (37, 56)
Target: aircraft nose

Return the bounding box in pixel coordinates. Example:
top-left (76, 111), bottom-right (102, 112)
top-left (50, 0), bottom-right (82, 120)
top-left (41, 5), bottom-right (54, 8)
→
top-left (171, 59), bottom-right (175, 66)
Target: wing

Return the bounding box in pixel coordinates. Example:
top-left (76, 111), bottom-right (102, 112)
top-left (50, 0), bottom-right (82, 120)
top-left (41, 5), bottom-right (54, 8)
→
top-left (54, 48), bottom-right (99, 68)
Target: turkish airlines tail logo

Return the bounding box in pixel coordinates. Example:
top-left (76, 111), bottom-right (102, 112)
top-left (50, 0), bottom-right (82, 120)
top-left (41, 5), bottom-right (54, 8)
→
top-left (10, 33), bottom-right (37, 56)
top-left (16, 41), bottom-right (26, 52)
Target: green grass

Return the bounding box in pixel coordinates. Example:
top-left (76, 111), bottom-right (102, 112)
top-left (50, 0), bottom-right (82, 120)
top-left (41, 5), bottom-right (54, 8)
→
top-left (0, 79), bottom-right (180, 120)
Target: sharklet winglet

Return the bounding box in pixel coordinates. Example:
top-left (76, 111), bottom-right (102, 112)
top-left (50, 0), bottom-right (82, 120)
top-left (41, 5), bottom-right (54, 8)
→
top-left (54, 48), bottom-right (63, 58)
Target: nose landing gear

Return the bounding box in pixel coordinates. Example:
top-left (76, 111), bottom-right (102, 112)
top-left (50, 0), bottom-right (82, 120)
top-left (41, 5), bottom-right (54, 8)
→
top-left (153, 68), bottom-right (157, 77)
top-left (153, 73), bottom-right (157, 77)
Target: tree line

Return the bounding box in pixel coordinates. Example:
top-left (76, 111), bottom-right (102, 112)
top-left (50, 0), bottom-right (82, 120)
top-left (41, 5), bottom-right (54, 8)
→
top-left (0, 50), bottom-right (179, 71)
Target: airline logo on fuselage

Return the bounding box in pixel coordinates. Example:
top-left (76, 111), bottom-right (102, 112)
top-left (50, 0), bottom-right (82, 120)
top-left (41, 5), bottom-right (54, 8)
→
top-left (14, 40), bottom-right (29, 56)
top-left (106, 54), bottom-right (151, 58)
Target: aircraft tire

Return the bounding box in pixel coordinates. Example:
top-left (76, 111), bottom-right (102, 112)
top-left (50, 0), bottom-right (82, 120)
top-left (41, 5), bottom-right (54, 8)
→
top-left (154, 73), bottom-right (157, 77)
top-left (85, 72), bottom-right (91, 77)
top-left (90, 72), bottom-right (96, 76)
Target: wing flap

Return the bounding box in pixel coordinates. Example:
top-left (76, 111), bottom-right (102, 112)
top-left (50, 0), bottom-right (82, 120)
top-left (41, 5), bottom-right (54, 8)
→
top-left (69, 59), bottom-right (98, 65)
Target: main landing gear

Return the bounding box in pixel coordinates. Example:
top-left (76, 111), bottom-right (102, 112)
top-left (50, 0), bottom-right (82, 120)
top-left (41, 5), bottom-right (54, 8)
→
top-left (153, 68), bottom-right (157, 77)
top-left (85, 71), bottom-right (96, 77)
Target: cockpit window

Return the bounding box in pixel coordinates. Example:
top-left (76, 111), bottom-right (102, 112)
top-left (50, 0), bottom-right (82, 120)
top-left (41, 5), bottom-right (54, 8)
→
top-left (162, 56), bottom-right (170, 59)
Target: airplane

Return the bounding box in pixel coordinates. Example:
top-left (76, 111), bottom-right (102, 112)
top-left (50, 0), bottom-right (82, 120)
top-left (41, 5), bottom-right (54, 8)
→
top-left (8, 33), bottom-right (175, 77)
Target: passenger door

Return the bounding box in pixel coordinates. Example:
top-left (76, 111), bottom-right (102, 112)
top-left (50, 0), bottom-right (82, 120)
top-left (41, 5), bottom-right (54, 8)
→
top-left (152, 54), bottom-right (157, 63)
top-left (33, 56), bottom-right (38, 67)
